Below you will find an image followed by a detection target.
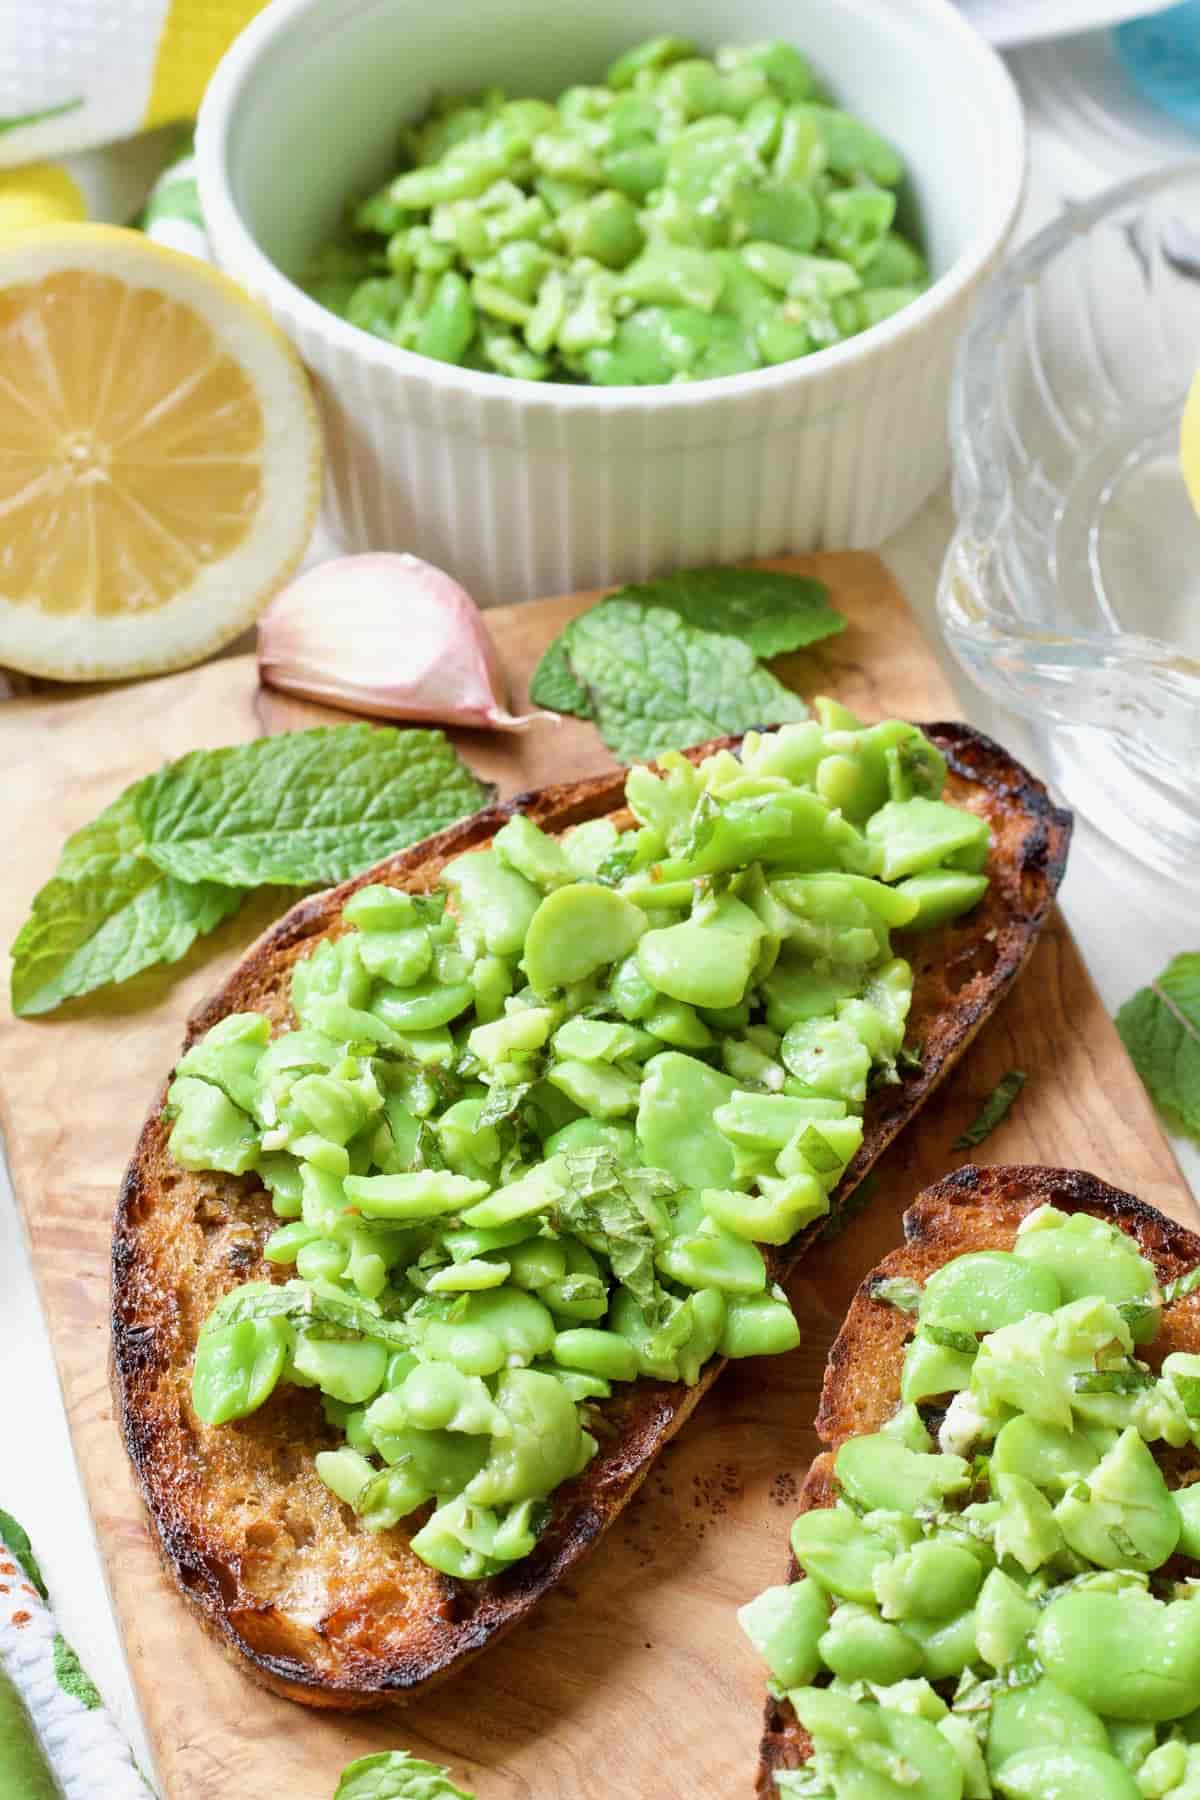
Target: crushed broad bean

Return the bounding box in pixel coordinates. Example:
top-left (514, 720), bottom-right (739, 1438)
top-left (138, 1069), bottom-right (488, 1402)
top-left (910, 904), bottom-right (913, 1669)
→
top-left (742, 1205), bottom-right (1200, 1799)
top-left (175, 708), bottom-right (986, 1579)
top-left (302, 36), bottom-right (929, 384)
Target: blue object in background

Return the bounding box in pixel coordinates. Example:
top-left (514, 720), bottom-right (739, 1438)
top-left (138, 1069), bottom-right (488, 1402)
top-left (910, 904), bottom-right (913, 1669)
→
top-left (1115, 2), bottom-right (1200, 131)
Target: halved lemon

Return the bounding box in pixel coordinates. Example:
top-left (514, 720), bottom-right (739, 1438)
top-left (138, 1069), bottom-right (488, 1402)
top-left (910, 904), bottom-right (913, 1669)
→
top-left (0, 224), bottom-right (321, 680)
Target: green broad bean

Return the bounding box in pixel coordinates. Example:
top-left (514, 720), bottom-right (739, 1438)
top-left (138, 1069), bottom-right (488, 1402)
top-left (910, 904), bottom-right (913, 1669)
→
top-left (469, 954), bottom-right (513, 1024)
top-left (343, 1169), bottom-right (489, 1221)
top-left (467, 1005), bottom-right (555, 1068)
top-left (818, 1602), bottom-right (924, 1684)
top-left (835, 1435), bottom-right (971, 1515)
top-left (370, 1364), bottom-right (505, 1436)
top-left (994, 1745), bottom-right (1141, 1800)
top-left (504, 1237), bottom-right (567, 1291)
top-left (993, 1471), bottom-right (1065, 1573)
top-left (1054, 1427), bottom-right (1179, 1571)
top-left (426, 1257), bottom-right (510, 1292)
top-left (790, 1504), bottom-right (892, 1604)
top-left (1034, 1588), bottom-right (1200, 1721)
top-left (991, 1414), bottom-right (1100, 1494)
top-left (718, 1287), bottom-right (801, 1359)
top-left (522, 882), bottom-right (644, 993)
top-left (900, 1331), bottom-right (977, 1406)
top-left (873, 1538), bottom-right (983, 1622)
top-left (894, 870), bottom-right (989, 929)
top-left (657, 1220), bottom-right (768, 1295)
top-left (442, 850), bottom-right (541, 957)
top-left (900, 1605), bottom-right (979, 1683)
top-left (919, 1250), bottom-right (1061, 1336)
top-left (315, 1446), bottom-right (375, 1509)
top-left (357, 926), bottom-right (433, 988)
top-left (291, 1332), bottom-right (388, 1404)
top-left (738, 1578), bottom-right (829, 1688)
top-left (1014, 1207), bottom-right (1159, 1337)
top-left (637, 1052), bottom-right (736, 1190)
top-left (866, 797), bottom-right (991, 882)
top-left (791, 1691), bottom-right (964, 1800)
top-left (762, 957), bottom-right (862, 1033)
top-left (464, 1368), bottom-right (585, 1506)
top-left (175, 1012), bottom-right (269, 1116)
top-left (451, 1287), bottom-right (556, 1365)
top-left (643, 998), bottom-right (715, 1049)
top-left (460, 1156), bottom-right (568, 1229)
top-left (560, 818), bottom-right (620, 878)
top-left (371, 974), bottom-right (473, 1032)
top-left (880, 1404), bottom-right (935, 1453)
top-left (536, 1363), bottom-right (612, 1402)
top-left (192, 1315), bottom-right (291, 1424)
top-left (779, 1016), bottom-right (872, 1105)
top-left (168, 1077), bottom-right (258, 1175)
top-left (714, 1091), bottom-right (840, 1151)
top-left (552, 1327), bottom-right (639, 1383)
top-left (975, 1567), bottom-right (1039, 1670)
top-left (493, 814), bottom-right (572, 891)
top-left (706, 1171), bottom-right (827, 1245)
top-left (776, 1116), bottom-right (863, 1185)
top-left (547, 1057), bottom-right (639, 1120)
top-left (553, 1016), bottom-right (654, 1064)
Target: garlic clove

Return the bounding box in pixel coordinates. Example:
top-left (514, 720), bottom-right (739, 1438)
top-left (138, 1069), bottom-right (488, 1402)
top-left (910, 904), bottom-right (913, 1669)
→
top-left (257, 552), bottom-right (556, 731)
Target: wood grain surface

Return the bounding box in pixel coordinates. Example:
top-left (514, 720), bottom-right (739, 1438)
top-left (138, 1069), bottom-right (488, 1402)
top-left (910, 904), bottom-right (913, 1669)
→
top-left (0, 553), bottom-right (1190, 1800)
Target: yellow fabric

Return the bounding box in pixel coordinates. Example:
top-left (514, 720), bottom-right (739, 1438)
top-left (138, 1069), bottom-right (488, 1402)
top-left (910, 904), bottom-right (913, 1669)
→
top-left (0, 164), bottom-right (86, 235)
top-left (144, 0), bottom-right (268, 129)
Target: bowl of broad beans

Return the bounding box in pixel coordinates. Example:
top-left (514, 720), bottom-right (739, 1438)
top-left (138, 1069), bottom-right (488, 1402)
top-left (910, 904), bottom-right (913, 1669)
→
top-left (197, 0), bottom-right (1024, 603)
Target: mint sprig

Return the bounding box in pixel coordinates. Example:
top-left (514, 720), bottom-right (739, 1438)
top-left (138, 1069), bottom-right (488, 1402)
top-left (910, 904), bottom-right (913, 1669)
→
top-left (1117, 953), bottom-right (1200, 1138)
top-left (136, 724), bottom-right (490, 888)
top-left (528, 565), bottom-right (844, 759)
top-left (536, 598), bottom-right (810, 764)
top-left (10, 726), bottom-right (491, 1017)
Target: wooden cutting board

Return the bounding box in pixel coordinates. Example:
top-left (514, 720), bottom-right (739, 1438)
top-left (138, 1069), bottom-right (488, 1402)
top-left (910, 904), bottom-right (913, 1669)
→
top-left (0, 553), bottom-right (1191, 1800)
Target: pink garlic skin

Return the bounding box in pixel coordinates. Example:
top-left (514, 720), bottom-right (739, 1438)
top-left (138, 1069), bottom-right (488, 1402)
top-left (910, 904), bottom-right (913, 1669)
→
top-left (257, 552), bottom-right (554, 731)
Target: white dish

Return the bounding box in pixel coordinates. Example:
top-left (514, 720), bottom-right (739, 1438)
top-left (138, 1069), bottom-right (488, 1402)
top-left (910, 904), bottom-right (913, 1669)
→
top-left (197, 0), bottom-right (1023, 604)
top-left (959, 0), bottom-right (1178, 49)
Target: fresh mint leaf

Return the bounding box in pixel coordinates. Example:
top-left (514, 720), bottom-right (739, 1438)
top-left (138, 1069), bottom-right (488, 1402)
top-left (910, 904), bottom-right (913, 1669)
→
top-left (1116, 954), bottom-right (1200, 1137)
top-left (528, 635), bottom-right (593, 717)
top-left (559, 599), bottom-right (809, 763)
top-left (137, 725), bottom-right (491, 889)
top-left (618, 566), bottom-right (846, 659)
top-left (334, 1750), bottom-right (475, 1799)
top-left (208, 1279), bottom-right (413, 1349)
top-left (952, 1071), bottom-right (1027, 1151)
top-left (557, 1149), bottom-right (675, 1323)
top-left (10, 784), bottom-right (245, 1017)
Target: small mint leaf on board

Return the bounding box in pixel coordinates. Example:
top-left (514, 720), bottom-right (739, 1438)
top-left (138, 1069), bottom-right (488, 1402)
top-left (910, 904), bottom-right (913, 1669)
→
top-left (558, 598), bottom-right (809, 764)
top-left (136, 724), bottom-right (492, 889)
top-left (952, 1070), bottom-right (1027, 1151)
top-left (10, 784), bottom-right (245, 1018)
top-left (1116, 953), bottom-right (1200, 1137)
top-left (528, 635), bottom-right (593, 718)
top-left (618, 565), bottom-right (846, 660)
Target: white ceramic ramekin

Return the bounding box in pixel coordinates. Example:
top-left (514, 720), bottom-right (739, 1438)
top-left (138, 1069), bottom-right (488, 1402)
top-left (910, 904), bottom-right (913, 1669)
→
top-left (198, 0), bottom-right (1024, 605)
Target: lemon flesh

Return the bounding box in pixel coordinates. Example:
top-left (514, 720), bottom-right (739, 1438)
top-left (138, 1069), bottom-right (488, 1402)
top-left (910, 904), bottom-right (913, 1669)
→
top-left (0, 224), bottom-right (321, 680)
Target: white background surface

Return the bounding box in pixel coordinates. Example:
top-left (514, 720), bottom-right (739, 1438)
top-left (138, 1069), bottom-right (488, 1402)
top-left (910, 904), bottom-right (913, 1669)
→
top-left (3, 49), bottom-right (1200, 1796)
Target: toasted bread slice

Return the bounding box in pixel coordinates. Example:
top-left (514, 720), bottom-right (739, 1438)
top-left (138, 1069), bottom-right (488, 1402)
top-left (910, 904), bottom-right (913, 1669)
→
top-left (756, 1164), bottom-right (1200, 1797)
top-left (112, 724), bottom-right (1069, 1709)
